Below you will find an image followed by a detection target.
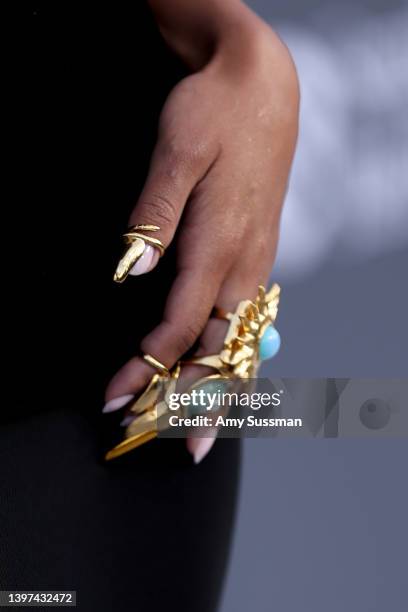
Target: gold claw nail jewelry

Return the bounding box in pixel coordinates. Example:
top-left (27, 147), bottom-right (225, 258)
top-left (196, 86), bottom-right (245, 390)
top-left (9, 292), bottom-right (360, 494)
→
top-left (104, 284), bottom-right (281, 461)
top-left (142, 354), bottom-right (169, 375)
top-left (188, 284), bottom-right (281, 378)
top-left (105, 364), bottom-right (180, 461)
top-left (113, 224), bottom-right (165, 283)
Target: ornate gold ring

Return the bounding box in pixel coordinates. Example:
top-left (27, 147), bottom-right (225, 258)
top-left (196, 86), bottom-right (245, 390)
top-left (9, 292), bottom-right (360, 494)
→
top-left (113, 224), bottom-right (165, 283)
top-left (142, 353), bottom-right (169, 375)
top-left (105, 284), bottom-right (281, 461)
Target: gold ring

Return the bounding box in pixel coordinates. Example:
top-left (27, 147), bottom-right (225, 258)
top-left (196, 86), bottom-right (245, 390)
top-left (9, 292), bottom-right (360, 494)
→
top-left (211, 306), bottom-right (233, 321)
top-left (124, 225), bottom-right (165, 257)
top-left (187, 284), bottom-right (281, 378)
top-left (113, 224), bottom-right (165, 283)
top-left (104, 285), bottom-right (281, 461)
top-left (142, 353), bottom-right (169, 375)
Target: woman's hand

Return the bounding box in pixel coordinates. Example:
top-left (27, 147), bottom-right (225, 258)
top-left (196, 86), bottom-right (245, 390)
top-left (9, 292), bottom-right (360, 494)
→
top-left (103, 0), bottom-right (299, 462)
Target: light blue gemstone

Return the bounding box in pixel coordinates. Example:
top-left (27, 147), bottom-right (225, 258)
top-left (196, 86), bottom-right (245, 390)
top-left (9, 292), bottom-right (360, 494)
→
top-left (188, 380), bottom-right (228, 415)
top-left (259, 325), bottom-right (281, 360)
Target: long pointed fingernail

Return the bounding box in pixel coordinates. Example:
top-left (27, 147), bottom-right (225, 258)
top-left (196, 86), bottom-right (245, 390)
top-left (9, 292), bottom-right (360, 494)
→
top-left (102, 394), bottom-right (134, 413)
top-left (187, 435), bottom-right (216, 465)
top-left (129, 245), bottom-right (160, 276)
top-left (120, 414), bottom-right (136, 427)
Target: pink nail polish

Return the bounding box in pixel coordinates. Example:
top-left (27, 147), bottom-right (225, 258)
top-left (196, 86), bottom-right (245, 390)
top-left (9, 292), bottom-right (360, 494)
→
top-left (187, 435), bottom-right (216, 464)
top-left (102, 394), bottom-right (134, 413)
top-left (120, 414), bottom-right (135, 427)
top-left (129, 245), bottom-right (159, 276)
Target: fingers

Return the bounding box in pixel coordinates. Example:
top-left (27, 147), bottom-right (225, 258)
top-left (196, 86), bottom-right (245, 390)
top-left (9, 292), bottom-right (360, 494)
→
top-left (186, 432), bottom-right (219, 465)
top-left (122, 135), bottom-right (216, 278)
top-left (183, 318), bottom-right (227, 464)
top-left (105, 215), bottom-right (277, 467)
top-left (185, 269), bottom-right (271, 463)
top-left (104, 255), bottom-right (225, 406)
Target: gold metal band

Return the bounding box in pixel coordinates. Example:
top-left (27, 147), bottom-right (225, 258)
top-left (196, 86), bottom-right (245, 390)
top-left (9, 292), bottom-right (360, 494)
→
top-left (105, 284), bottom-right (281, 461)
top-left (105, 432), bottom-right (157, 461)
top-left (113, 224), bottom-right (165, 283)
top-left (124, 225), bottom-right (165, 257)
top-left (182, 355), bottom-right (224, 370)
top-left (211, 306), bottom-right (233, 321)
top-left (142, 353), bottom-right (169, 375)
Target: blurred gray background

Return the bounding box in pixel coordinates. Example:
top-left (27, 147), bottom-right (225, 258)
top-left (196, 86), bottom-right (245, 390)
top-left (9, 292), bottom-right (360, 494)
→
top-left (221, 1), bottom-right (407, 611)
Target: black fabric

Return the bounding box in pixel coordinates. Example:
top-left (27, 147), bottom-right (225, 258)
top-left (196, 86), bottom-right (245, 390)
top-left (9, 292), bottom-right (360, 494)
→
top-left (6, 3), bottom-right (186, 423)
top-left (0, 411), bottom-right (240, 611)
top-left (1, 6), bottom-right (241, 611)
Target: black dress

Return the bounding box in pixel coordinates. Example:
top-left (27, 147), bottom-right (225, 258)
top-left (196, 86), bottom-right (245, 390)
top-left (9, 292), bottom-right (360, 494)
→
top-left (1, 5), bottom-right (240, 611)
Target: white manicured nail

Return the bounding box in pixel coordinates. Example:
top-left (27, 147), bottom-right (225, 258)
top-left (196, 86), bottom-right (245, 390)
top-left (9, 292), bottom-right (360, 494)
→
top-left (120, 415), bottom-right (136, 427)
top-left (102, 394), bottom-right (134, 413)
top-left (129, 245), bottom-right (159, 276)
top-left (187, 434), bottom-right (217, 465)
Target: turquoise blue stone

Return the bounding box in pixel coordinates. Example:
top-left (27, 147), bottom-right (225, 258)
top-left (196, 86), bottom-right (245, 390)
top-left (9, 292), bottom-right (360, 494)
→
top-left (259, 325), bottom-right (281, 360)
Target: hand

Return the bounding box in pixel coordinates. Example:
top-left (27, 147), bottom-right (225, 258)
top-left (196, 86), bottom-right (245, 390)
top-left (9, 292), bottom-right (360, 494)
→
top-left (103, 2), bottom-right (299, 463)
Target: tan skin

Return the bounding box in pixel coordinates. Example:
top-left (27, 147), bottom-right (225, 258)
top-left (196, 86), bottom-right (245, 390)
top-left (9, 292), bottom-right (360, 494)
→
top-left (105, 0), bottom-right (300, 451)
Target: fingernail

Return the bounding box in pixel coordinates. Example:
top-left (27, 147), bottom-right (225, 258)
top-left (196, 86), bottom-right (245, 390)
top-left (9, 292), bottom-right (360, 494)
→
top-left (129, 245), bottom-right (159, 276)
top-left (120, 414), bottom-right (135, 427)
top-left (102, 394), bottom-right (134, 413)
top-left (187, 435), bottom-right (216, 465)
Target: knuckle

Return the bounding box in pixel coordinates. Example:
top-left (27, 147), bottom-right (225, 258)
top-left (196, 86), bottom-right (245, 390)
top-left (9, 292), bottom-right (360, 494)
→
top-left (160, 134), bottom-right (210, 175)
top-left (187, 139), bottom-right (211, 168)
top-left (160, 137), bottom-right (190, 169)
top-left (213, 245), bottom-right (234, 275)
top-left (139, 192), bottom-right (178, 227)
top-left (175, 320), bottom-right (203, 355)
top-left (252, 232), bottom-right (270, 259)
top-left (186, 246), bottom-right (228, 279)
top-left (213, 223), bottom-right (244, 262)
